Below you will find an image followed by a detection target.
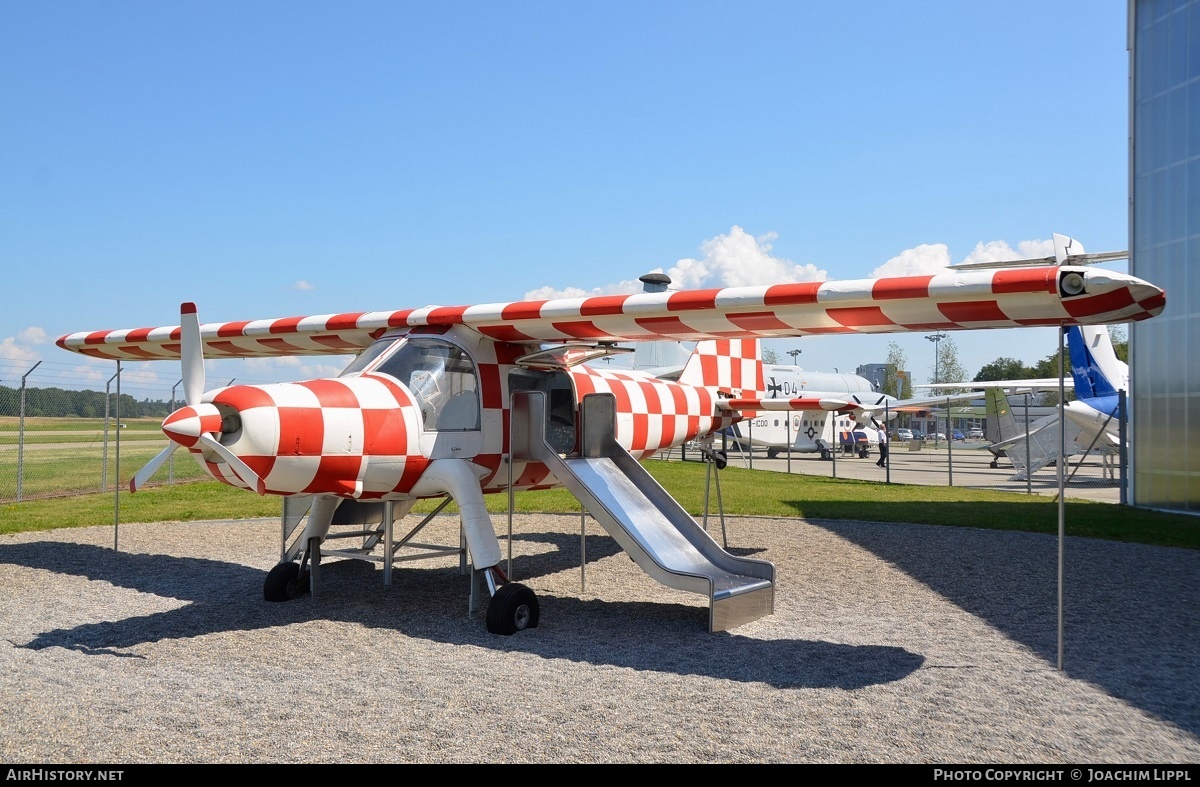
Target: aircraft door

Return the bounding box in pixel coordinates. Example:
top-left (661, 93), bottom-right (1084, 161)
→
top-left (509, 369), bottom-right (576, 454)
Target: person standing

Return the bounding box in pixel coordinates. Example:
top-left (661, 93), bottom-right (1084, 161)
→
top-left (876, 425), bottom-right (889, 467)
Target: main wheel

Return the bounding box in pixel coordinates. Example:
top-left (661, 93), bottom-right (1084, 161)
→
top-left (264, 562), bottom-right (309, 602)
top-left (485, 583), bottom-right (540, 635)
top-left (766, 448), bottom-right (779, 459)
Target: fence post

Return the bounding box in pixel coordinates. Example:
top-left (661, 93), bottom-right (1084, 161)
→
top-left (103, 370), bottom-right (118, 491)
top-left (946, 396), bottom-right (953, 487)
top-left (1118, 388), bottom-right (1128, 506)
top-left (17, 361), bottom-right (43, 502)
top-left (168, 378), bottom-right (181, 483)
top-left (114, 361), bottom-right (121, 551)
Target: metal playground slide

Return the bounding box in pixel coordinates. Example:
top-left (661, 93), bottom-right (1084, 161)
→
top-left (510, 391), bottom-right (775, 632)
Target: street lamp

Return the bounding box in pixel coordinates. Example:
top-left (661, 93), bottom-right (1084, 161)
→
top-left (787, 349), bottom-right (801, 366)
top-left (926, 332), bottom-right (948, 383)
top-left (926, 332), bottom-right (948, 443)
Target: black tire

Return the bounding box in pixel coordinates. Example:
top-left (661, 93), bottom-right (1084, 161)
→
top-left (264, 562), bottom-right (309, 602)
top-left (485, 583), bottom-right (540, 635)
top-left (766, 448), bottom-right (779, 459)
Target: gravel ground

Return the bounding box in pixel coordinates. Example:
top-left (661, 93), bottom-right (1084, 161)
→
top-left (1, 513), bottom-right (1197, 764)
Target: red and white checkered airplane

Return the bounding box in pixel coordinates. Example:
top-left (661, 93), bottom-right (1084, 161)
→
top-left (57, 256), bottom-right (1165, 633)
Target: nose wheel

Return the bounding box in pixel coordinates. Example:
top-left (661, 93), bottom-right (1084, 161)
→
top-left (263, 561), bottom-right (311, 602)
top-left (486, 582), bottom-right (540, 635)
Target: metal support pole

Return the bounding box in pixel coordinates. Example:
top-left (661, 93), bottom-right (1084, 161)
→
top-left (16, 361), bottom-right (42, 502)
top-left (831, 417), bottom-right (838, 479)
top-left (506, 452), bottom-right (514, 579)
top-left (884, 401), bottom-right (890, 484)
top-left (946, 396), bottom-right (953, 487)
top-left (103, 371), bottom-right (118, 492)
top-left (114, 361), bottom-right (121, 551)
top-left (1024, 393), bottom-right (1032, 496)
top-left (786, 413), bottom-right (792, 474)
top-left (1118, 389), bottom-right (1128, 506)
top-left (1057, 327), bottom-right (1066, 672)
top-left (168, 378), bottom-right (181, 483)
top-left (713, 451), bottom-right (727, 548)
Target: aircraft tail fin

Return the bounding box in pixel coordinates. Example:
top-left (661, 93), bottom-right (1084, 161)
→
top-left (985, 388), bottom-right (1019, 445)
top-left (1066, 326), bottom-right (1127, 399)
top-left (678, 339), bottom-right (764, 398)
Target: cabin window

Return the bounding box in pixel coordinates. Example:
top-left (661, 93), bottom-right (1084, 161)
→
top-left (346, 336), bottom-right (480, 431)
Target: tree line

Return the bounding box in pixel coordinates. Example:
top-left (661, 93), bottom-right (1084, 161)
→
top-left (0, 385), bottom-right (173, 419)
top-left (878, 326), bottom-right (1128, 399)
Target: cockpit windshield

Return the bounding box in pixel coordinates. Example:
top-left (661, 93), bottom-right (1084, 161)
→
top-left (341, 336), bottom-right (480, 431)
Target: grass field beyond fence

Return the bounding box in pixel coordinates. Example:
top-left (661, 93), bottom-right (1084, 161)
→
top-left (1, 416), bottom-right (207, 502)
top-left (2, 460), bottom-right (1197, 550)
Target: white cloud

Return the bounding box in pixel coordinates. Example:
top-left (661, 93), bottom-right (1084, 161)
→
top-left (293, 280), bottom-right (315, 291)
top-left (0, 326), bottom-right (51, 363)
top-left (525, 225), bottom-right (828, 299)
top-left (958, 238), bottom-right (1054, 267)
top-left (0, 337), bottom-right (40, 363)
top-left (672, 226), bottom-right (828, 288)
top-left (871, 237), bottom-right (1054, 278)
top-left (870, 243), bottom-right (953, 278)
top-left (17, 327), bottom-right (47, 344)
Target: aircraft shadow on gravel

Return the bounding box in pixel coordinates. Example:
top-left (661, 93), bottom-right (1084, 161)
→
top-left (0, 532), bottom-right (922, 691)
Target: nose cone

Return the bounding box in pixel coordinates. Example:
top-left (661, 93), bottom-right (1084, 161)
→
top-left (163, 403), bottom-right (224, 448)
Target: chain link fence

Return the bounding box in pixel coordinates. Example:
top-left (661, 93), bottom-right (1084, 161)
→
top-left (0, 358), bottom-right (207, 502)
top-left (664, 400), bottom-right (1129, 504)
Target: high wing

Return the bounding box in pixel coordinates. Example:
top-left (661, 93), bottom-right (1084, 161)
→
top-left (918, 380), bottom-right (1074, 391)
top-left (57, 265), bottom-right (1164, 361)
top-left (718, 391), bottom-right (978, 413)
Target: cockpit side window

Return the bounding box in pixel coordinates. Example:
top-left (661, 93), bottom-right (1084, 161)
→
top-left (365, 338), bottom-right (480, 431)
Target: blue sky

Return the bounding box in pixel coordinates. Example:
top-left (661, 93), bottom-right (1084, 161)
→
top-left (0, 1), bottom-right (1132, 399)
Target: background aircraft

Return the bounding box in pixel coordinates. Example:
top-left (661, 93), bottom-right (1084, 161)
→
top-left (58, 260), bottom-right (1163, 635)
top-left (923, 323), bottom-right (1127, 480)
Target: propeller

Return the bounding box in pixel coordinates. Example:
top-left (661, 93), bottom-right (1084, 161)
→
top-left (180, 302), bottom-right (204, 406)
top-left (129, 303), bottom-right (265, 495)
top-left (197, 433), bottom-right (267, 496)
top-left (847, 393), bottom-right (890, 430)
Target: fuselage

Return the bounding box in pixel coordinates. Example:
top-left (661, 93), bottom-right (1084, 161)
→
top-left (169, 326), bottom-right (737, 499)
top-left (731, 366), bottom-right (888, 453)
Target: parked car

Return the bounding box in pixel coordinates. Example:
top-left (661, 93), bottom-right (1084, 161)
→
top-left (910, 429), bottom-right (925, 440)
top-left (968, 427), bottom-right (984, 439)
top-left (952, 429), bottom-right (965, 441)
top-left (931, 432), bottom-right (946, 441)
top-left (895, 428), bottom-right (914, 441)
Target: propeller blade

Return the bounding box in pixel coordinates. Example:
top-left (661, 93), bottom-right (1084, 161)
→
top-left (180, 302), bottom-right (204, 406)
top-left (129, 443), bottom-right (179, 493)
top-left (197, 433), bottom-right (266, 495)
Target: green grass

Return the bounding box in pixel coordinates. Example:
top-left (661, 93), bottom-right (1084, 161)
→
top-left (0, 417), bottom-right (163, 432)
top-left (1, 460), bottom-right (1197, 549)
top-left (0, 432), bottom-right (168, 446)
top-left (0, 443), bottom-right (209, 498)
